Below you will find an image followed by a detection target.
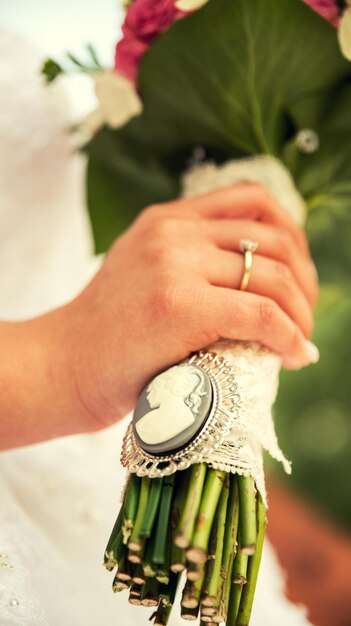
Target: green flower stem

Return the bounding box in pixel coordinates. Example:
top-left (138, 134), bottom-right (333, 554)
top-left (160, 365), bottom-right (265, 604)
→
top-left (155, 573), bottom-right (179, 625)
top-left (153, 604), bottom-right (172, 625)
top-left (238, 476), bottom-right (257, 555)
top-left (105, 468), bottom-right (265, 625)
top-left (132, 563), bottom-right (145, 585)
top-left (140, 576), bottom-right (160, 607)
top-left (227, 583), bottom-right (243, 626)
top-left (140, 477), bottom-right (163, 537)
top-left (186, 468), bottom-right (226, 564)
top-left (170, 471), bottom-right (189, 572)
top-left (232, 534), bottom-right (249, 585)
top-left (105, 529), bottom-right (125, 571)
top-left (175, 464), bottom-right (207, 549)
top-left (128, 476), bottom-right (150, 551)
top-left (156, 572), bottom-right (180, 625)
top-left (122, 473), bottom-right (141, 544)
top-left (201, 607), bottom-right (216, 617)
top-left (143, 525), bottom-right (157, 577)
top-left (129, 583), bottom-right (142, 597)
top-left (156, 526), bottom-right (172, 584)
top-left (170, 542), bottom-right (186, 573)
top-left (226, 532), bottom-right (248, 626)
top-left (172, 470), bottom-right (189, 529)
top-left (181, 580), bottom-right (197, 608)
top-left (153, 474), bottom-right (175, 564)
top-left (104, 501), bottom-right (124, 568)
top-left (216, 475), bottom-right (240, 622)
top-left (202, 475), bottom-right (230, 606)
top-left (127, 548), bottom-right (142, 564)
top-left (128, 583), bottom-right (142, 605)
top-left (159, 571), bottom-right (180, 608)
top-left (186, 561), bottom-right (204, 581)
top-left (181, 605), bottom-right (200, 621)
top-left (236, 495), bottom-right (266, 626)
top-left (112, 574), bottom-right (129, 593)
top-left (182, 566), bottom-right (205, 609)
top-left (116, 553), bottom-right (132, 582)
top-left (150, 572), bottom-right (179, 626)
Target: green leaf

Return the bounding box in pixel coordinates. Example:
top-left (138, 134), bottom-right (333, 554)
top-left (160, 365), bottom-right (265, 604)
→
top-left (86, 121), bottom-right (180, 253)
top-left (86, 0), bottom-right (350, 252)
top-left (41, 58), bottom-right (63, 83)
top-left (66, 51), bottom-right (86, 69)
top-left (283, 128), bottom-right (351, 286)
top-left (86, 43), bottom-right (103, 69)
top-left (139, 0), bottom-right (349, 156)
top-left (287, 82), bottom-right (351, 134)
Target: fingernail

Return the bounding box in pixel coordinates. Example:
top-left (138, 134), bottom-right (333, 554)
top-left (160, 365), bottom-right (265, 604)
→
top-left (303, 340), bottom-right (319, 364)
top-left (311, 261), bottom-right (319, 280)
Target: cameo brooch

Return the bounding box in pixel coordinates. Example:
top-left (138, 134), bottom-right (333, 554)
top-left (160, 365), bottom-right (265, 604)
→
top-left (121, 350), bottom-right (240, 477)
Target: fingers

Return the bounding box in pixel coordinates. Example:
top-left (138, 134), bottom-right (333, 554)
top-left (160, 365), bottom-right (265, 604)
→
top-left (198, 285), bottom-right (319, 370)
top-left (201, 248), bottom-right (314, 338)
top-left (139, 190), bottom-right (319, 370)
top-left (202, 219), bottom-right (319, 308)
top-left (176, 184), bottom-right (310, 257)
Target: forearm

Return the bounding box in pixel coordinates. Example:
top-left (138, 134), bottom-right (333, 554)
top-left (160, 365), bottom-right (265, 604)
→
top-left (0, 309), bottom-right (88, 450)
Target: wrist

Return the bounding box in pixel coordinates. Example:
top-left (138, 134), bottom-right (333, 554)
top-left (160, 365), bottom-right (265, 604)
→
top-left (9, 306), bottom-right (94, 447)
top-left (0, 313), bottom-right (70, 448)
top-left (58, 295), bottom-right (133, 432)
top-left (34, 303), bottom-right (98, 435)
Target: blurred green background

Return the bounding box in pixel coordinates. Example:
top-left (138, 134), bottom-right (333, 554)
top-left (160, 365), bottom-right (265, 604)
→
top-left (272, 283), bottom-right (351, 531)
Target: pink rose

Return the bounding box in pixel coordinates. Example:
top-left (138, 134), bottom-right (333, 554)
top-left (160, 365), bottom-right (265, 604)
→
top-left (115, 36), bottom-right (148, 83)
top-left (115, 0), bottom-right (186, 83)
top-left (122, 0), bottom-right (185, 43)
top-left (302, 0), bottom-right (340, 25)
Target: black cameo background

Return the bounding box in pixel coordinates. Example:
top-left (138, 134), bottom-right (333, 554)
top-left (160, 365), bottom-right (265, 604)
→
top-left (132, 364), bottom-right (214, 456)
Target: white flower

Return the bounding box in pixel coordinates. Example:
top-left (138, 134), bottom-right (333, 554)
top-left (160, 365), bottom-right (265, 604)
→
top-left (94, 70), bottom-right (142, 128)
top-left (81, 70), bottom-right (142, 138)
top-left (338, 6), bottom-right (351, 62)
top-left (79, 108), bottom-right (105, 138)
top-left (175, 0), bottom-right (209, 10)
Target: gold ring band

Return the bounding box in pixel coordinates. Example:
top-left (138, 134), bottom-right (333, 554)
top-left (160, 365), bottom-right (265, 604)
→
top-left (239, 239), bottom-right (258, 291)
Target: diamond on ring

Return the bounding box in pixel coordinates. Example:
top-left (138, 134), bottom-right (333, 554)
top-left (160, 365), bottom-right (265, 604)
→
top-left (240, 239), bottom-right (259, 253)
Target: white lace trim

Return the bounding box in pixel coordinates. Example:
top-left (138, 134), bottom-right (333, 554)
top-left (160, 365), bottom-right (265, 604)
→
top-left (181, 156), bottom-right (306, 504)
top-left (182, 156), bottom-right (306, 226)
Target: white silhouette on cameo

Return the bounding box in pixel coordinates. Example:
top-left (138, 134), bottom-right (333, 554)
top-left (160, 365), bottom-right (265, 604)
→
top-left (135, 365), bottom-right (208, 445)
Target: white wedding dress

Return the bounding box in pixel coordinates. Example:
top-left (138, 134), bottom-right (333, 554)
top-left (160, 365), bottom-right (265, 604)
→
top-left (0, 32), bottom-right (314, 626)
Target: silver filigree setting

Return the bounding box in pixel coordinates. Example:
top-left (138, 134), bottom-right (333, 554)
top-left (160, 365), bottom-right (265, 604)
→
top-left (121, 350), bottom-right (241, 477)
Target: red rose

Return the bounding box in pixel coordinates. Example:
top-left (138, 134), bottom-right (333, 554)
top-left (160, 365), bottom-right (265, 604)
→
top-left (302, 0), bottom-right (340, 26)
top-left (115, 0), bottom-right (186, 83)
top-left (115, 36), bottom-right (148, 83)
top-left (123, 0), bottom-right (184, 44)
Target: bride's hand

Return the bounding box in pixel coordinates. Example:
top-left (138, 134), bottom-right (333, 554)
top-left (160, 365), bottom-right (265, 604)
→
top-left (62, 183), bottom-right (319, 430)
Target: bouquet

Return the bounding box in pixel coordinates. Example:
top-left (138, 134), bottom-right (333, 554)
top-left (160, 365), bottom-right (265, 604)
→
top-left (43, 0), bottom-right (351, 623)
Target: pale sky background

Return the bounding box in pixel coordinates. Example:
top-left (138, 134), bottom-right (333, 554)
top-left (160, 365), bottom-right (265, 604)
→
top-left (0, 0), bottom-right (123, 118)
